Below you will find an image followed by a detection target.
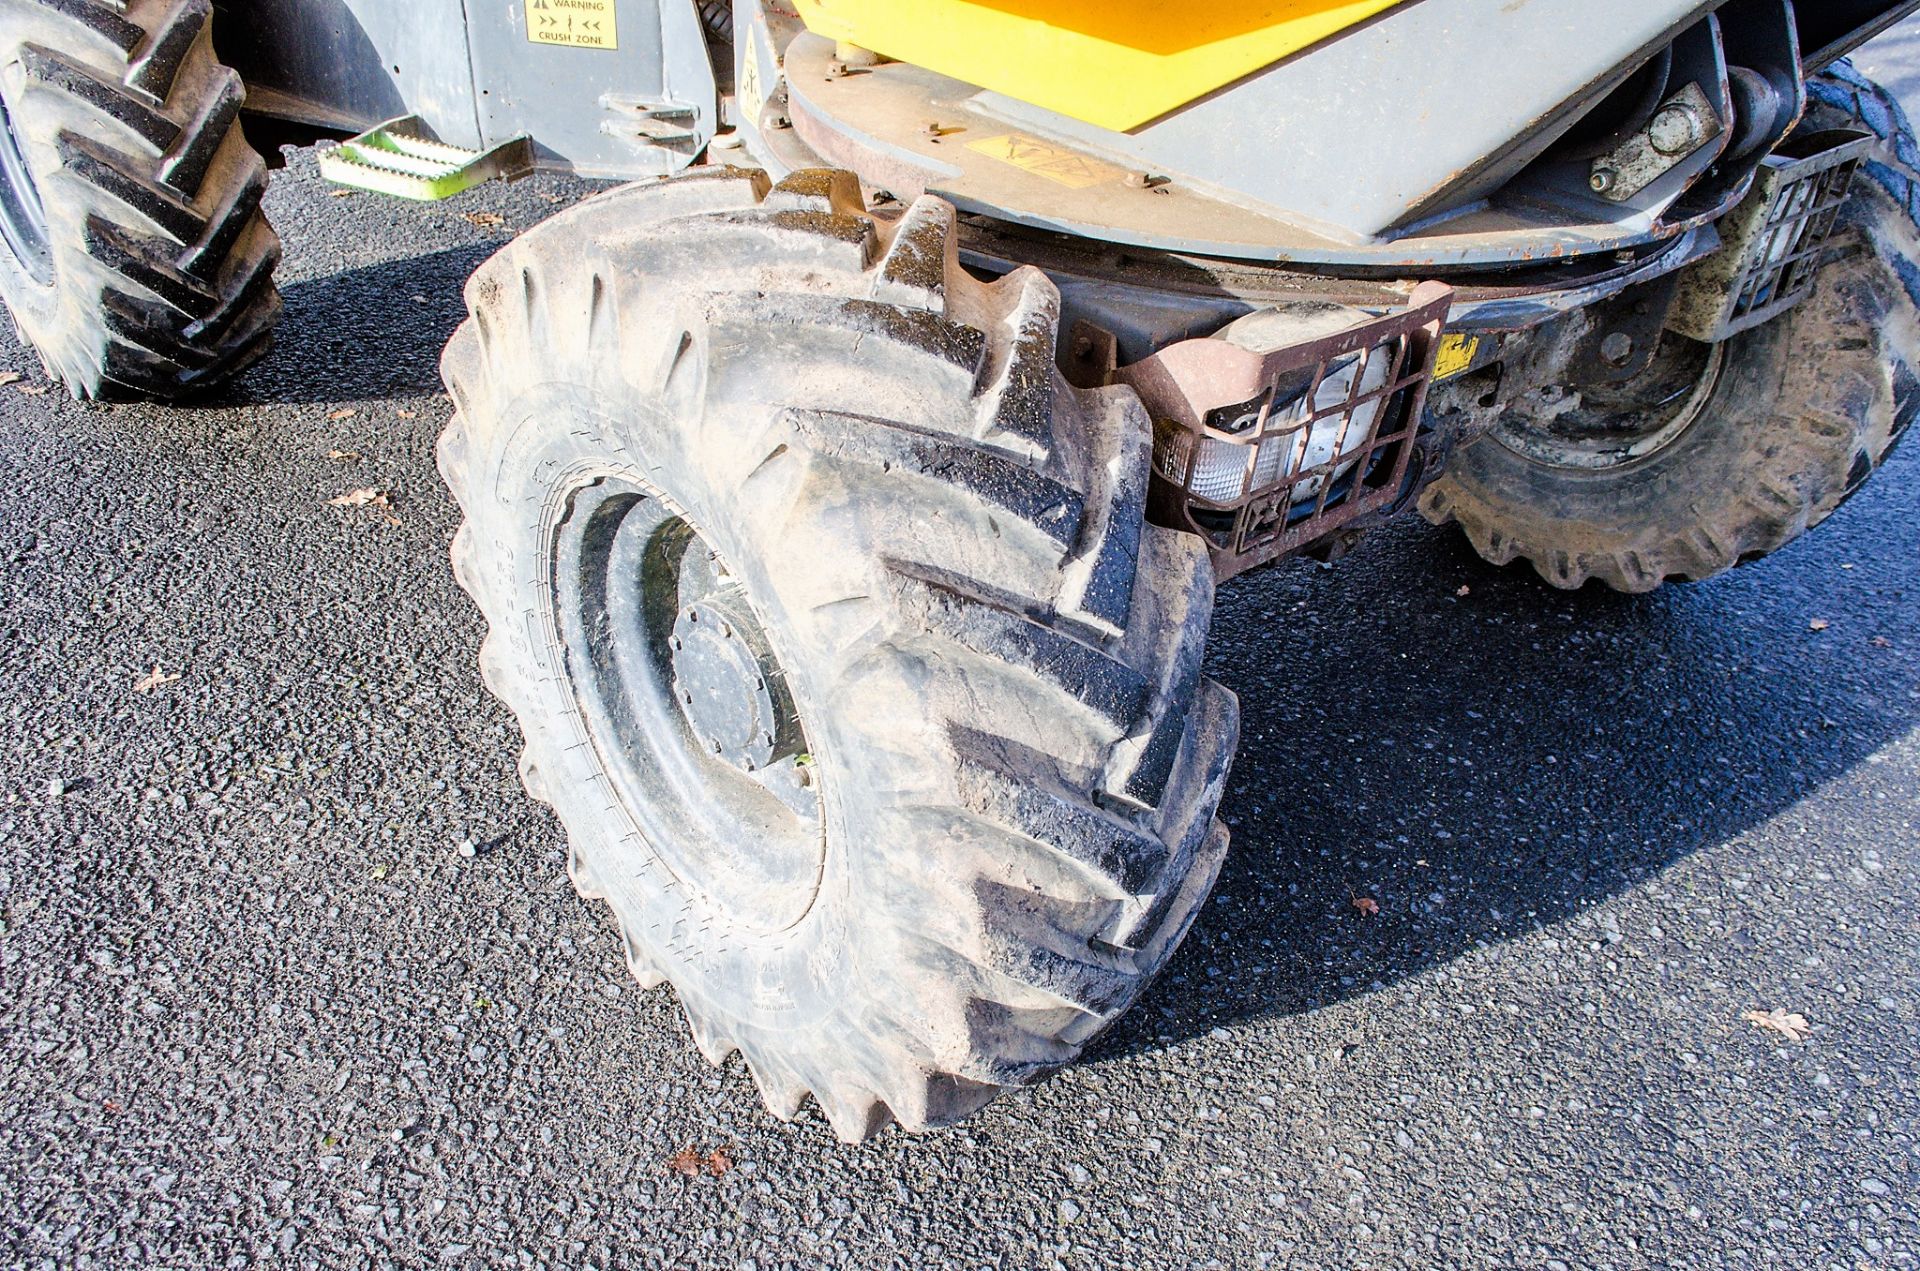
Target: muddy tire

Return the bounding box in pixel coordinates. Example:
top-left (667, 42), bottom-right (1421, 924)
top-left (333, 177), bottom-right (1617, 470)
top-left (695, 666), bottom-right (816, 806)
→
top-left (1420, 61), bottom-right (1919, 593)
top-left (0, 0), bottom-right (281, 398)
top-left (437, 168), bottom-right (1237, 1140)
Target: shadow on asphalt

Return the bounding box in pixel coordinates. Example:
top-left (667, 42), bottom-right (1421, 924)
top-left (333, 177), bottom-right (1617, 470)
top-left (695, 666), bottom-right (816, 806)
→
top-left (1092, 498), bottom-right (1920, 1061)
top-left (223, 247), bottom-right (496, 407)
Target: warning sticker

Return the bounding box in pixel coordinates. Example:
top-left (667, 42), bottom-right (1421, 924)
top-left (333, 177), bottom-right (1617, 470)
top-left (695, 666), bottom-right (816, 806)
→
top-left (965, 134), bottom-right (1124, 190)
top-left (1432, 333), bottom-right (1480, 380)
top-left (526, 0), bottom-right (617, 50)
top-left (738, 24), bottom-right (766, 125)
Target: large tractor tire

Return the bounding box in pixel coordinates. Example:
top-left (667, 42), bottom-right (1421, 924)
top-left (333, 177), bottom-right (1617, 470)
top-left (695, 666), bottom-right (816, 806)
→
top-left (0, 0), bottom-right (280, 398)
top-left (437, 167), bottom-right (1237, 1140)
top-left (1420, 61), bottom-right (1919, 593)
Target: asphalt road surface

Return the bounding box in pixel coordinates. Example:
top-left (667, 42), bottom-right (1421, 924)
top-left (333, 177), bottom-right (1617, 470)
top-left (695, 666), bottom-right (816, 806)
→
top-left (4, 40), bottom-right (1919, 1271)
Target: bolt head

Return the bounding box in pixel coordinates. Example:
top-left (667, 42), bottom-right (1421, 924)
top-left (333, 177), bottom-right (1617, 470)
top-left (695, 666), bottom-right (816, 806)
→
top-left (1648, 104), bottom-right (1701, 156)
top-left (1600, 332), bottom-right (1634, 367)
top-left (1589, 167), bottom-right (1618, 193)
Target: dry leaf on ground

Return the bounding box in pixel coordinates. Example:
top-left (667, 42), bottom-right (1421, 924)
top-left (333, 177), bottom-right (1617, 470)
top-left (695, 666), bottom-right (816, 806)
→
top-left (463, 211), bottom-right (506, 228)
top-left (1808, 618), bottom-right (1830, 631)
top-left (328, 487), bottom-right (400, 525)
top-left (1743, 1008), bottom-right (1810, 1042)
top-left (328, 189), bottom-right (354, 198)
top-left (1455, 585), bottom-right (1470, 597)
top-left (0, 372), bottom-right (19, 387)
top-left (327, 449), bottom-right (361, 461)
top-left (17, 384), bottom-right (47, 395)
top-left (134, 666), bottom-right (180, 693)
top-left (1872, 636), bottom-right (1893, 648)
top-left (1352, 895), bottom-right (1380, 916)
top-left (397, 409), bottom-right (418, 419)
top-left (665, 1144), bottom-right (733, 1177)
top-left (328, 408), bottom-right (356, 421)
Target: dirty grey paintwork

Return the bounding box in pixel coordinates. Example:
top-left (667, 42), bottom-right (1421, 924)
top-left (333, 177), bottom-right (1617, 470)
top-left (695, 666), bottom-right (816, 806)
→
top-left (969, 0), bottom-right (1717, 241)
top-left (215, 0), bottom-right (716, 177)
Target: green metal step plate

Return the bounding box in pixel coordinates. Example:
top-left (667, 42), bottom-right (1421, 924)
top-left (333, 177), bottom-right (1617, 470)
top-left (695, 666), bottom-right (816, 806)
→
top-left (319, 116), bottom-right (534, 202)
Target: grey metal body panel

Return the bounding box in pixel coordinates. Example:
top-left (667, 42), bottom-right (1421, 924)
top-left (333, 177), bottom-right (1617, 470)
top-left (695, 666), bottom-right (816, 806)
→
top-left (214, 0), bottom-right (717, 177)
top-left (969, 0), bottom-right (1713, 241)
top-left (778, 31), bottom-right (1746, 268)
top-left (762, 0), bottom-right (1918, 267)
top-left (214, 0), bottom-right (481, 142)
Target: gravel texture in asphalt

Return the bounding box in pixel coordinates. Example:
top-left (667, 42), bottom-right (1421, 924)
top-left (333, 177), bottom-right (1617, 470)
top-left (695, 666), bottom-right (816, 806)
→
top-left (2, 46), bottom-right (1918, 1271)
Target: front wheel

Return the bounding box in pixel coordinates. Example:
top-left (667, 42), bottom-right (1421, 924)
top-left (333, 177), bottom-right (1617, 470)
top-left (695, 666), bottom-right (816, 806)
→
top-left (437, 168), bottom-right (1237, 1139)
top-left (1421, 61), bottom-right (1919, 592)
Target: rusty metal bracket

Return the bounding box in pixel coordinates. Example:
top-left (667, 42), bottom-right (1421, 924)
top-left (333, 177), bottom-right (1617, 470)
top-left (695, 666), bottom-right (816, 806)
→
top-left (1105, 281), bottom-right (1454, 581)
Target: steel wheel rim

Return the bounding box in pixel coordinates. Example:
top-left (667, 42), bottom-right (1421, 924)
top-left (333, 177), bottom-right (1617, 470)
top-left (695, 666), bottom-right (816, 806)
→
top-left (1491, 338), bottom-right (1727, 472)
top-left (550, 474), bottom-right (826, 934)
top-left (0, 93), bottom-right (53, 287)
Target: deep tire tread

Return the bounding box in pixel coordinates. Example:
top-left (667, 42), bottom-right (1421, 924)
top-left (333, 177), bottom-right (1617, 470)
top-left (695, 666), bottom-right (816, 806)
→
top-left (1, 0), bottom-right (281, 398)
top-left (1421, 60), bottom-right (1919, 593)
top-left (438, 168), bottom-right (1236, 1140)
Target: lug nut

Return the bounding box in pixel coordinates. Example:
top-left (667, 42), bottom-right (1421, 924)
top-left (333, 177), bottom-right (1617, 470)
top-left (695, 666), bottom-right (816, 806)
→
top-left (1589, 166), bottom-right (1618, 194)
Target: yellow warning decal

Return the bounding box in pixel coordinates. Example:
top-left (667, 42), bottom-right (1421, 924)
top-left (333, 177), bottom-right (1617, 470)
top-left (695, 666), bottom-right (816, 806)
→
top-left (738, 24), bottom-right (766, 125)
top-left (965, 135), bottom-right (1125, 190)
top-left (1433, 333), bottom-right (1480, 380)
top-left (526, 0), bottom-right (617, 50)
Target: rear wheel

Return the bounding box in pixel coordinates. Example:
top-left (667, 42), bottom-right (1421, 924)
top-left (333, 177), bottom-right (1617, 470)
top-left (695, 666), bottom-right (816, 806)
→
top-left (1421, 61), bottom-right (1919, 592)
top-left (0, 0), bottom-right (281, 398)
top-left (437, 168), bottom-right (1238, 1139)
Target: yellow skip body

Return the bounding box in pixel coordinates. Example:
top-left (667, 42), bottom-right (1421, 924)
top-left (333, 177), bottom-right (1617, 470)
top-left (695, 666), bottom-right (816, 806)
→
top-left (791, 0), bottom-right (1406, 132)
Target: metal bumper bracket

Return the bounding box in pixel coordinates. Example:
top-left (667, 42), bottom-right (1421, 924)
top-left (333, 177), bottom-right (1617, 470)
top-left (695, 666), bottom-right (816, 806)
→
top-left (1098, 281), bottom-right (1454, 581)
top-left (1667, 128), bottom-right (1875, 342)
